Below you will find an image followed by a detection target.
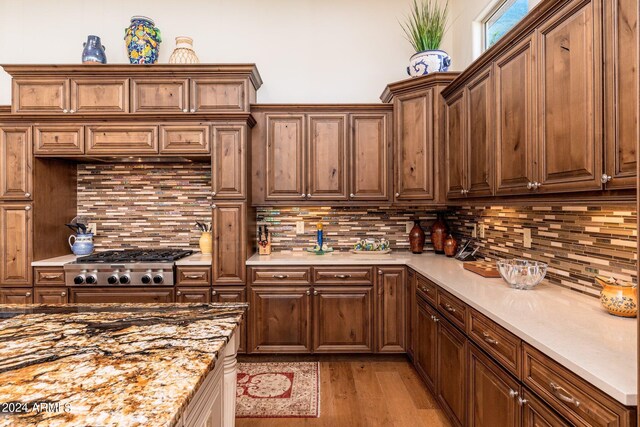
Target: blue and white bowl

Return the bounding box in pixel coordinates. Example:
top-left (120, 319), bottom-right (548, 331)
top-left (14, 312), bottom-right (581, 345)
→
top-left (407, 50), bottom-right (452, 77)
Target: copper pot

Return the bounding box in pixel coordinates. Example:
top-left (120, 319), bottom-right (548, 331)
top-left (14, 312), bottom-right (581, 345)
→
top-left (444, 234), bottom-right (458, 257)
top-left (409, 220), bottom-right (425, 254)
top-left (430, 214), bottom-right (448, 254)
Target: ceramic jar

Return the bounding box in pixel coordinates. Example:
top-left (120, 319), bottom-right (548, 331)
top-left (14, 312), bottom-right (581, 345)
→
top-left (82, 35), bottom-right (107, 64)
top-left (168, 36), bottom-right (199, 64)
top-left (124, 16), bottom-right (161, 64)
top-left (69, 233), bottom-right (94, 256)
top-left (443, 234), bottom-right (458, 257)
top-left (199, 232), bottom-right (212, 254)
top-left (430, 214), bottom-right (448, 254)
top-left (409, 220), bottom-right (425, 254)
top-left (596, 276), bottom-right (638, 317)
top-left (407, 50), bottom-right (452, 76)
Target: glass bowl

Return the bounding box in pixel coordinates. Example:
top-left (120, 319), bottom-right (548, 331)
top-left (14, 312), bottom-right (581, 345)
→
top-left (496, 259), bottom-right (548, 290)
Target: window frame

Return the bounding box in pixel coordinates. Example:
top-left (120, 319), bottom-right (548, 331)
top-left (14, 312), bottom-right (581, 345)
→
top-left (481, 0), bottom-right (530, 51)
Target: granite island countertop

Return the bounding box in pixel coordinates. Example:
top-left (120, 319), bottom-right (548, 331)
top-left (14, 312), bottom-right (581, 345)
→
top-left (0, 303), bottom-right (247, 427)
top-left (248, 251), bottom-right (638, 406)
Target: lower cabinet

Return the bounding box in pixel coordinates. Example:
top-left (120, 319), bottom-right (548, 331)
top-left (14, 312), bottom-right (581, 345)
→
top-left (521, 388), bottom-right (571, 427)
top-left (437, 314), bottom-right (467, 427)
top-left (34, 287), bottom-right (68, 303)
top-left (212, 286), bottom-right (247, 354)
top-left (0, 287), bottom-right (33, 304)
top-left (0, 204), bottom-right (32, 287)
top-left (176, 287), bottom-right (210, 303)
top-left (415, 295), bottom-right (438, 392)
top-left (69, 287), bottom-right (173, 303)
top-left (376, 267), bottom-right (406, 352)
top-left (406, 269), bottom-right (417, 359)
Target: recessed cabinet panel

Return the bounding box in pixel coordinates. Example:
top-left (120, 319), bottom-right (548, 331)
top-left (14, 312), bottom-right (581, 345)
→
top-left (191, 79), bottom-right (246, 112)
top-left (350, 114), bottom-right (390, 200)
top-left (0, 127), bottom-right (32, 200)
top-left (466, 67), bottom-right (494, 197)
top-left (437, 316), bottom-right (467, 427)
top-left (160, 125), bottom-right (210, 154)
top-left (70, 78), bottom-right (129, 113)
top-left (212, 125), bottom-right (246, 198)
top-left (85, 125), bottom-right (158, 155)
top-left (12, 78), bottom-right (68, 113)
top-left (306, 114), bottom-right (348, 200)
top-left (212, 202), bottom-right (246, 284)
top-left (34, 287), bottom-right (68, 304)
top-left (376, 267), bottom-right (406, 353)
top-left (265, 115), bottom-right (305, 200)
top-left (70, 288), bottom-right (173, 303)
top-left (131, 78), bottom-right (188, 113)
top-left (415, 296), bottom-right (438, 392)
top-left (445, 90), bottom-right (466, 199)
top-left (176, 287), bottom-right (210, 303)
top-left (34, 125), bottom-right (84, 155)
top-left (0, 204), bottom-right (32, 287)
top-left (0, 288), bottom-right (33, 304)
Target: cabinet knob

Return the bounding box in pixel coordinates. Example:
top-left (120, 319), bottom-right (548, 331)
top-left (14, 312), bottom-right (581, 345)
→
top-left (212, 290), bottom-right (217, 296)
top-left (509, 389), bottom-right (519, 398)
top-left (378, 270), bottom-right (383, 275)
top-left (25, 193), bottom-right (31, 198)
top-left (517, 397), bottom-right (528, 406)
top-left (534, 182), bottom-right (542, 189)
top-left (601, 174), bottom-right (612, 184)
top-left (433, 316), bottom-right (439, 322)
top-left (69, 109), bottom-right (75, 113)
top-left (527, 182), bottom-right (534, 190)
top-left (349, 193), bottom-right (355, 198)
top-left (62, 109), bottom-right (68, 113)
top-left (301, 193), bottom-right (307, 198)
top-left (24, 206), bottom-right (31, 211)
top-left (211, 204), bottom-right (217, 209)
top-left (395, 192), bottom-right (400, 197)
top-left (313, 290), bottom-right (318, 296)
top-left (176, 291), bottom-right (182, 296)
top-left (190, 108), bottom-right (196, 113)
top-left (61, 291), bottom-right (66, 297)
top-left (306, 289), bottom-right (311, 296)
top-left (211, 191), bottom-right (216, 196)
top-left (183, 109), bottom-right (188, 113)
top-left (25, 292), bottom-right (31, 297)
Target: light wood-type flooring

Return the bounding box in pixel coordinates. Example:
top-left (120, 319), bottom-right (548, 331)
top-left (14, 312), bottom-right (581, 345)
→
top-left (236, 355), bottom-right (451, 427)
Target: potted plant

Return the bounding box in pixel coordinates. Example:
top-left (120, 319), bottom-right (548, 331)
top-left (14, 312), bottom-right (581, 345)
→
top-left (402, 0), bottom-right (451, 77)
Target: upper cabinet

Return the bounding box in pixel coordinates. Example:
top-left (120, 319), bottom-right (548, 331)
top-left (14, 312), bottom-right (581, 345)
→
top-left (350, 114), bottom-right (390, 200)
top-left (3, 64), bottom-right (262, 115)
top-left (265, 114), bottom-right (306, 201)
top-left (306, 114), bottom-right (349, 201)
top-left (0, 127), bottom-right (32, 200)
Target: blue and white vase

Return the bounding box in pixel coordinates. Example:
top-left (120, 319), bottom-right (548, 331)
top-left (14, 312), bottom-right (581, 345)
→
top-left (407, 50), bottom-right (452, 77)
top-left (124, 16), bottom-right (161, 64)
top-left (82, 35), bottom-right (107, 64)
top-left (69, 233), bottom-right (94, 256)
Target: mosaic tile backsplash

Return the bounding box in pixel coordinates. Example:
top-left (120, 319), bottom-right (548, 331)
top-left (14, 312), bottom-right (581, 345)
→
top-left (77, 163), bottom-right (211, 249)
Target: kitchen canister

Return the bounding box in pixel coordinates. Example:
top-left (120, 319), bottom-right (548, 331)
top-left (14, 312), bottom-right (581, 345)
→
top-left (199, 232), bottom-right (212, 254)
top-left (69, 233), bottom-right (94, 256)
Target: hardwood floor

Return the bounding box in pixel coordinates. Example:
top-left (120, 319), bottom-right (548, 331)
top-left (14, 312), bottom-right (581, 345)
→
top-left (236, 355), bottom-right (451, 427)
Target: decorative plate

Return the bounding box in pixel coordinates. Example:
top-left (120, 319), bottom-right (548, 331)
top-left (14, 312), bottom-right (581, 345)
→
top-left (350, 249), bottom-right (392, 255)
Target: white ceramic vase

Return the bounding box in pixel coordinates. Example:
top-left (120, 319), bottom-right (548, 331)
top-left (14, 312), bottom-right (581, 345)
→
top-left (168, 36), bottom-right (200, 64)
top-left (407, 49), bottom-right (451, 77)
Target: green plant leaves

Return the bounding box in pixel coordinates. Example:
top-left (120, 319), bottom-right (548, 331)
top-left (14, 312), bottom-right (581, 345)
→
top-left (401, 0), bottom-right (449, 52)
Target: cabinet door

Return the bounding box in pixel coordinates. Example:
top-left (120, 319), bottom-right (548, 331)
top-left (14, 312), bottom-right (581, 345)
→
top-left (445, 90), bottom-right (466, 199)
top-left (350, 113), bottom-right (390, 201)
top-left (395, 91), bottom-right (434, 201)
top-left (85, 125), bottom-right (158, 155)
top-left (131, 78), bottom-right (188, 113)
top-left (376, 267), bottom-right (406, 353)
top-left (495, 34), bottom-right (538, 195)
top-left (0, 288), bottom-right (33, 304)
top-left (249, 285), bottom-right (312, 353)
top-left (313, 285), bottom-right (374, 353)
top-left (34, 125), bottom-right (84, 155)
top-left (212, 125), bottom-right (246, 199)
top-left (212, 202), bottom-right (246, 285)
top-left (603, 0), bottom-right (638, 189)
top-left (176, 287), bottom-right (211, 303)
top-left (537, 0), bottom-right (603, 193)
top-left (415, 296), bottom-right (438, 392)
top-left (0, 204), bottom-right (32, 287)
top-left (407, 269), bottom-right (416, 359)
top-left (0, 127), bottom-right (32, 200)
top-left (522, 388), bottom-right (571, 427)
top-left (70, 78), bottom-right (129, 113)
top-left (160, 125), bottom-right (210, 154)
top-left (191, 78), bottom-right (247, 112)
top-left (466, 67), bottom-right (494, 197)
top-left (12, 78), bottom-right (68, 113)
top-left (70, 288), bottom-right (173, 303)
top-left (212, 286), bottom-right (247, 353)
top-left (265, 115), bottom-right (306, 201)
top-left (306, 114), bottom-right (348, 201)
top-left (437, 316), bottom-right (467, 427)
top-left (468, 344), bottom-right (521, 427)
top-left (34, 287), bottom-right (68, 304)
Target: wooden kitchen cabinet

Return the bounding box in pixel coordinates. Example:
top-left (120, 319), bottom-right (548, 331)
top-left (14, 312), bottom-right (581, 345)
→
top-left (415, 294), bottom-right (438, 392)
top-left (85, 124), bottom-right (158, 155)
top-left (312, 285), bottom-right (374, 352)
top-left (522, 388), bottom-right (571, 427)
top-left (212, 202), bottom-right (246, 285)
top-left (0, 204), bottom-right (32, 287)
top-left (131, 78), bottom-right (189, 113)
top-left (160, 125), bottom-right (210, 154)
top-left (70, 78), bottom-right (129, 113)
top-left (190, 78), bottom-right (248, 112)
top-left (445, 89), bottom-right (466, 199)
top-left (603, 0), bottom-right (639, 189)
top-left (12, 78), bottom-right (68, 113)
top-left (34, 287), bottom-right (68, 304)
top-left (306, 114), bottom-right (348, 201)
top-left (212, 286), bottom-right (247, 354)
top-left (0, 127), bottom-right (32, 200)
top-left (70, 288), bottom-right (174, 303)
top-left (406, 269), bottom-right (417, 359)
top-left (34, 125), bottom-right (85, 155)
top-left (212, 124), bottom-right (246, 199)
top-left (349, 113), bottom-right (390, 201)
top-left (265, 114), bottom-right (306, 201)
top-left (376, 267), bottom-right (405, 353)
top-left (437, 314), bottom-right (467, 427)
top-left (468, 343), bottom-right (521, 427)
top-left (0, 288), bottom-right (33, 304)
top-left (176, 287), bottom-right (211, 303)
top-left (248, 285), bottom-right (312, 353)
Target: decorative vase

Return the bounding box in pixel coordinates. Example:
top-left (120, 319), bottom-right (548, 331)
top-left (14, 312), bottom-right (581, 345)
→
top-left (124, 16), bottom-right (161, 64)
top-left (407, 49), bottom-right (452, 77)
top-left (68, 233), bottom-right (94, 256)
top-left (430, 214), bottom-right (448, 254)
top-left (444, 234), bottom-right (458, 257)
top-left (168, 36), bottom-right (200, 64)
top-left (596, 276), bottom-right (638, 318)
top-left (409, 220), bottom-right (425, 254)
top-left (81, 35), bottom-right (107, 64)
top-left (199, 232), bottom-right (212, 254)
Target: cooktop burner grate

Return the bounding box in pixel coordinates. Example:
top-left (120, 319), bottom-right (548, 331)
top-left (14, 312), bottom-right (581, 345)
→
top-left (75, 249), bottom-right (194, 263)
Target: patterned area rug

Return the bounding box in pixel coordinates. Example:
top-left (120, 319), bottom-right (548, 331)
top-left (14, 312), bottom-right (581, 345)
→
top-left (236, 362), bottom-right (320, 418)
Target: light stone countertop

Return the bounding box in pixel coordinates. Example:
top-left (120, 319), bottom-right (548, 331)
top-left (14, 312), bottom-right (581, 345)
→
top-left (247, 251), bottom-right (638, 406)
top-left (175, 253), bottom-right (212, 266)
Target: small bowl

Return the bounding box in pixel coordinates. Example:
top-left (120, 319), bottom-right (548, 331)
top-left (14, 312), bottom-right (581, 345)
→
top-left (496, 259), bottom-right (548, 290)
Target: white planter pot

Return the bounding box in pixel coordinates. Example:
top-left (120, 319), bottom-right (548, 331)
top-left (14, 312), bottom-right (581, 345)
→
top-left (407, 50), bottom-right (452, 77)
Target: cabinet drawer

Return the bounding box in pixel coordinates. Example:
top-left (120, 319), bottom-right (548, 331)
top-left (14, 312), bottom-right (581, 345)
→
top-left (177, 267), bottom-right (211, 286)
top-left (191, 78), bottom-right (247, 112)
top-left (436, 288), bottom-right (467, 331)
top-left (70, 78), bottom-right (129, 113)
top-left (468, 308), bottom-right (521, 377)
top-left (313, 267), bottom-right (373, 284)
top-left (176, 287), bottom-right (211, 303)
top-left (160, 125), bottom-right (210, 154)
top-left (132, 78), bottom-right (189, 113)
top-left (12, 78), bottom-right (68, 113)
top-left (523, 343), bottom-right (634, 426)
top-left (34, 125), bottom-right (84, 155)
top-left (34, 287), bottom-right (68, 304)
top-left (70, 287), bottom-right (173, 303)
top-left (250, 268), bottom-right (311, 284)
top-left (416, 274), bottom-right (437, 306)
top-left (34, 267), bottom-right (66, 286)
top-left (86, 125), bottom-right (158, 155)
top-left (0, 288), bottom-right (33, 304)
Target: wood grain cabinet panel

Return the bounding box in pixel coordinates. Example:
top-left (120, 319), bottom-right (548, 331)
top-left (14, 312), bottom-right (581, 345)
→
top-left (468, 344), bottom-right (521, 427)
top-left (445, 89), bottom-right (466, 199)
top-left (265, 115), bottom-right (306, 201)
top-left (407, 269), bottom-right (417, 359)
top-left (522, 388), bottom-right (571, 427)
top-left (34, 267), bottom-right (65, 286)
top-left (313, 267), bottom-right (373, 284)
top-left (70, 78), bottom-right (129, 113)
top-left (34, 125), bottom-right (84, 155)
top-left (0, 127), bottom-right (32, 200)
top-left (176, 287), bottom-right (210, 303)
top-left (376, 267), bottom-right (405, 353)
top-left (212, 125), bottom-right (246, 199)
top-left (177, 267), bottom-right (211, 286)
top-left (131, 78), bottom-right (188, 113)
top-left (34, 287), bottom-right (68, 304)
top-left (349, 113), bottom-right (390, 201)
top-left (190, 79), bottom-right (247, 112)
top-left (466, 66), bottom-right (494, 197)
top-left (537, 0), bottom-right (603, 193)
top-left (250, 267), bottom-right (311, 284)
top-left (495, 34), bottom-right (538, 195)
top-left (160, 125), bottom-right (210, 154)
top-left (468, 308), bottom-right (522, 377)
top-left (85, 125), bottom-right (158, 155)
top-left (212, 202), bottom-right (245, 285)
top-left (437, 315), bottom-right (467, 427)
top-left (415, 295), bottom-right (438, 392)
top-left (212, 286), bottom-right (247, 353)
top-left (436, 288), bottom-right (467, 332)
top-left (0, 204), bottom-right (32, 287)
top-left (313, 285), bottom-right (374, 352)
top-left (395, 91), bottom-right (434, 201)
top-left (0, 288), bottom-right (33, 304)
top-left (416, 274), bottom-right (437, 307)
top-left (603, 0), bottom-right (639, 189)
top-left (12, 78), bottom-right (68, 113)
top-left (306, 114), bottom-right (348, 201)
top-left (249, 285), bottom-right (312, 353)
top-left (70, 288), bottom-right (173, 303)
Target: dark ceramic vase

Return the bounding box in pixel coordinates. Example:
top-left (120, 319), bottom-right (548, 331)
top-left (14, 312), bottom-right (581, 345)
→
top-left (409, 220), bottom-right (425, 254)
top-left (430, 213), bottom-right (448, 254)
top-left (82, 35), bottom-right (107, 64)
top-left (444, 234), bottom-right (458, 257)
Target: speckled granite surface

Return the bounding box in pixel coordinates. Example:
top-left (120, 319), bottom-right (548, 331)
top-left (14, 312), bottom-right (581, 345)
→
top-left (0, 303), bottom-right (247, 427)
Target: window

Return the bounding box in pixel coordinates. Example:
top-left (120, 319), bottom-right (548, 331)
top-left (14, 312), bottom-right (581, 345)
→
top-left (483, 0), bottom-right (530, 49)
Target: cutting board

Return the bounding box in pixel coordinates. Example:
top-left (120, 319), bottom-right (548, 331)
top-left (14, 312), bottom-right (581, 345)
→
top-left (463, 261), bottom-right (501, 278)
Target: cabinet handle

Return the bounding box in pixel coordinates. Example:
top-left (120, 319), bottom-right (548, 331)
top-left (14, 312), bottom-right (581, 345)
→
top-left (433, 316), bottom-right (439, 323)
top-left (42, 274), bottom-right (63, 280)
top-left (25, 292), bottom-right (31, 297)
top-left (25, 206), bottom-right (31, 211)
top-left (601, 174), bottom-right (612, 184)
top-left (549, 382), bottom-right (580, 407)
top-left (421, 286), bottom-right (429, 293)
top-left (334, 274), bottom-right (351, 279)
top-left (306, 289), bottom-right (311, 296)
top-left (482, 331), bottom-right (499, 345)
top-left (533, 182), bottom-right (542, 189)
top-left (443, 303), bottom-right (456, 313)
top-left (25, 193), bottom-right (31, 198)
top-left (509, 389), bottom-right (518, 398)
top-left (273, 274), bottom-right (289, 279)
top-left (184, 273), bottom-right (205, 279)
top-left (313, 290), bottom-right (318, 296)
top-left (212, 290), bottom-right (217, 296)
top-left (517, 397), bottom-right (528, 406)
top-left (176, 291), bottom-right (182, 296)
top-left (60, 291), bottom-right (66, 297)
